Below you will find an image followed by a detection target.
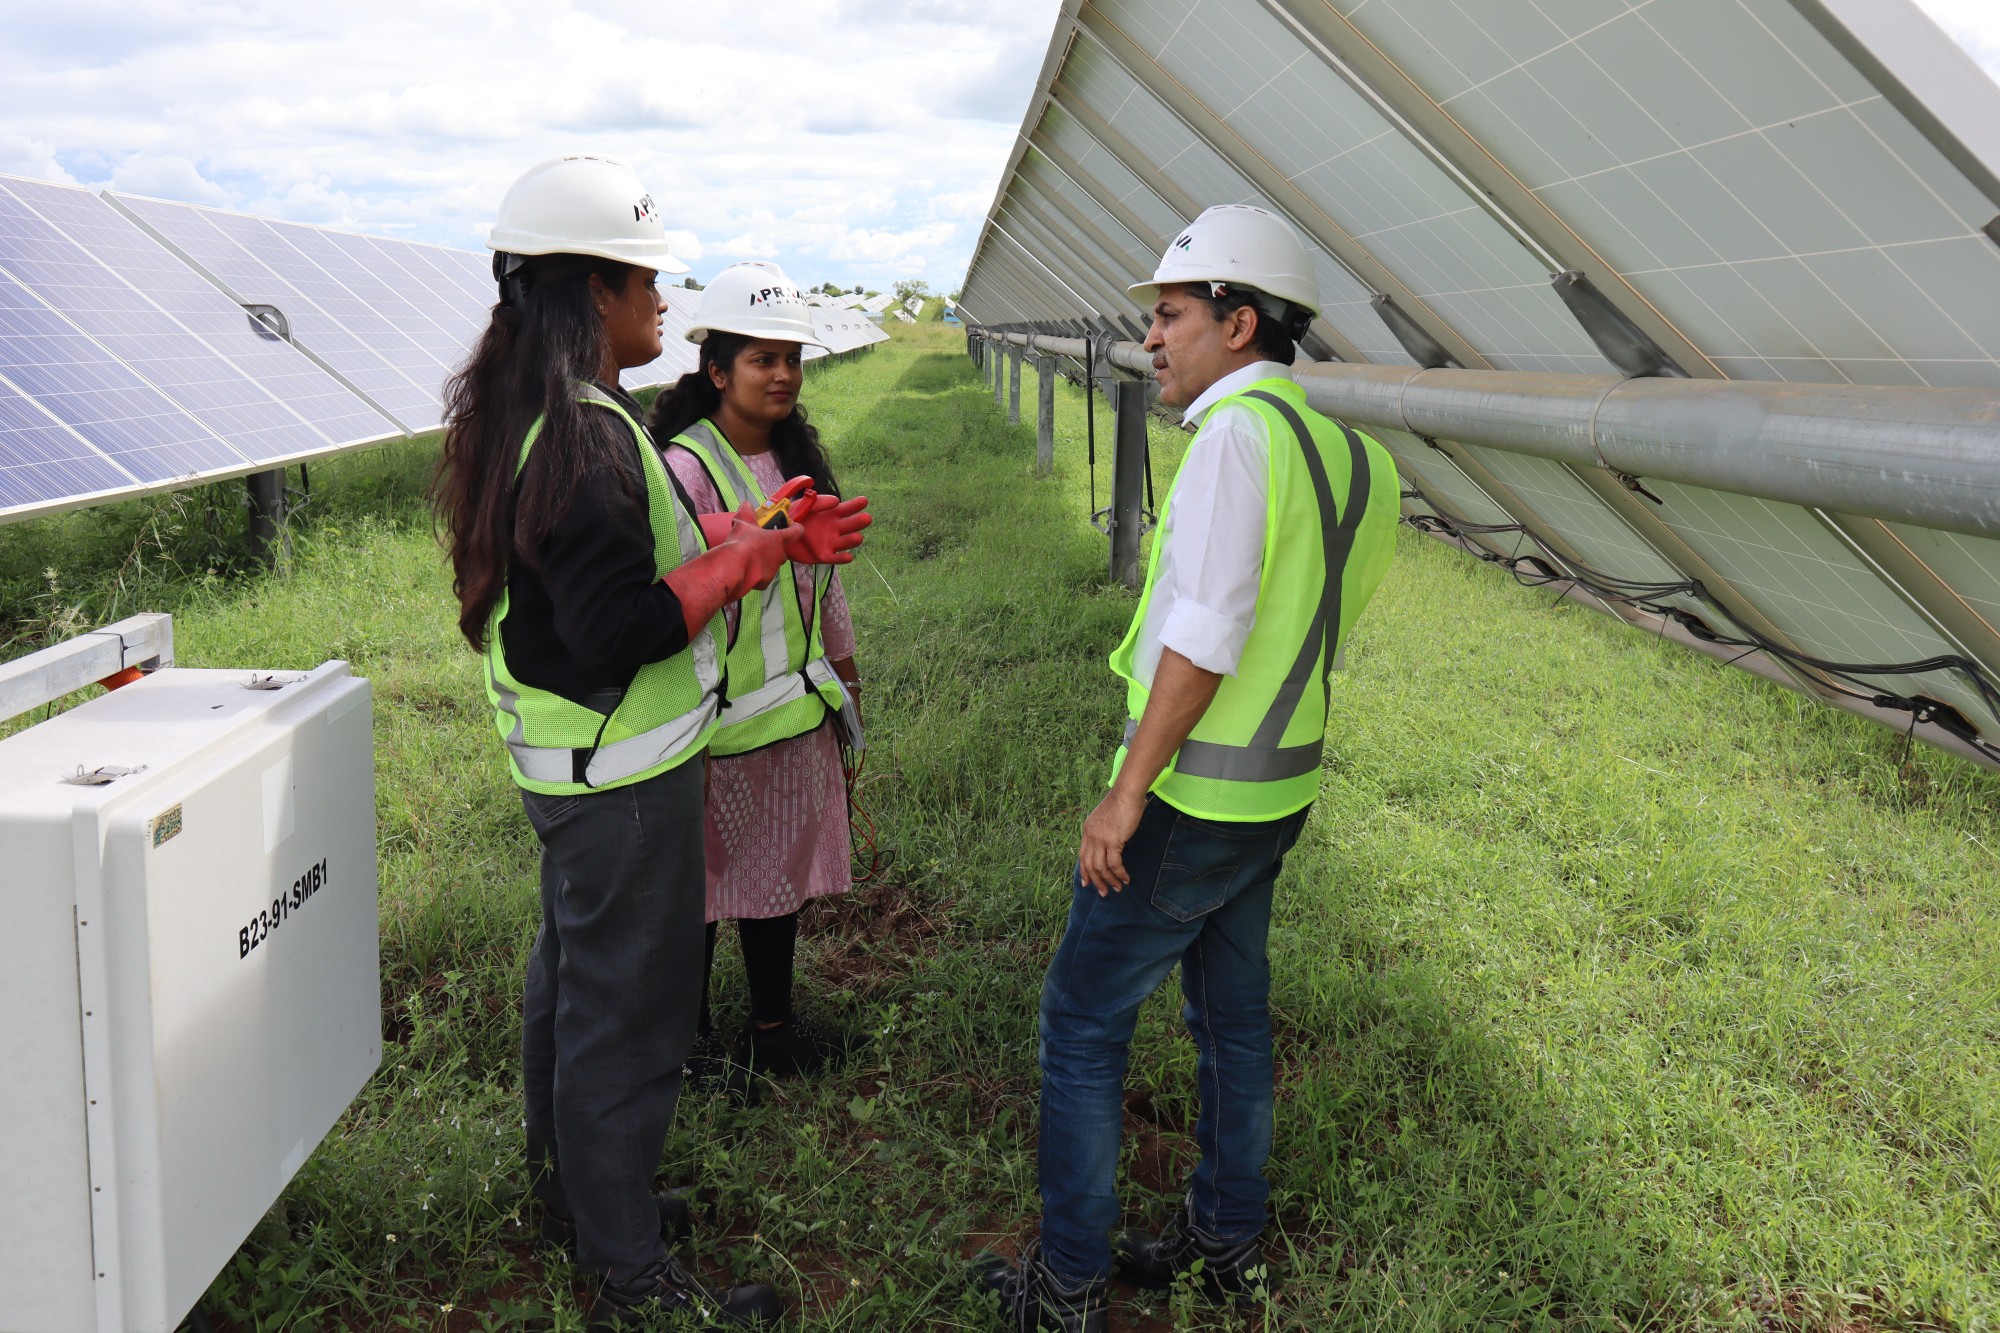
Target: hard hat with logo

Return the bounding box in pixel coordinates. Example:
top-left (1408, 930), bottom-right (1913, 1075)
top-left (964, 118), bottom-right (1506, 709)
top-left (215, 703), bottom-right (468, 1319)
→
top-left (487, 153), bottom-right (688, 274)
top-left (1128, 204), bottom-right (1321, 319)
top-left (685, 261), bottom-right (827, 348)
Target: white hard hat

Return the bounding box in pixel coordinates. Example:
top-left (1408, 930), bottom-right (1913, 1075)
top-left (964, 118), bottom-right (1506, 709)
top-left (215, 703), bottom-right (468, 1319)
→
top-left (1129, 204), bottom-right (1321, 319)
top-left (685, 261), bottom-right (826, 348)
top-left (487, 153), bottom-right (688, 274)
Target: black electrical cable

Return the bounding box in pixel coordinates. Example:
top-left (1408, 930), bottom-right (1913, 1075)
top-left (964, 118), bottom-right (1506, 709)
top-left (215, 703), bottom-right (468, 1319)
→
top-left (1085, 335), bottom-right (1097, 519)
top-left (1407, 500), bottom-right (2000, 750)
top-left (1143, 416), bottom-right (1156, 515)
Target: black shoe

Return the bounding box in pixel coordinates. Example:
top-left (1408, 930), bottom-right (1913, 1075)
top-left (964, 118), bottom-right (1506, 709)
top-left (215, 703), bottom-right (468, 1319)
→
top-left (589, 1254), bottom-right (783, 1330)
top-left (968, 1241), bottom-right (1108, 1333)
top-left (1111, 1198), bottom-right (1275, 1305)
top-left (745, 1014), bottom-right (869, 1078)
top-left (682, 1029), bottom-right (733, 1091)
top-left (539, 1188), bottom-right (695, 1262)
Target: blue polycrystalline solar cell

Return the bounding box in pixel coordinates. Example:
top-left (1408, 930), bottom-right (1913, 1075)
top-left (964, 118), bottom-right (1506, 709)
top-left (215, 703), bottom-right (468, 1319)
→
top-left (335, 230), bottom-right (484, 371)
top-left (259, 221), bottom-right (459, 427)
top-left (0, 371), bottom-right (134, 513)
top-left (5, 179), bottom-right (395, 455)
top-left (109, 194), bottom-right (446, 431)
top-left (0, 256), bottom-right (245, 483)
top-left (0, 178), bottom-right (384, 470)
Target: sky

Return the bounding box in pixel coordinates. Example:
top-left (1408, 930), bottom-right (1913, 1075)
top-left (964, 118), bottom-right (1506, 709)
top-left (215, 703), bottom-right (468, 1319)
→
top-left (0, 0), bottom-right (1064, 293)
top-left (0, 0), bottom-right (1994, 295)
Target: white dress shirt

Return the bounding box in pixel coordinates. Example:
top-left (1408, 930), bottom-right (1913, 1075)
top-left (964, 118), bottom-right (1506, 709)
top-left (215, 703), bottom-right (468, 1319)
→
top-left (1128, 359), bottom-right (1293, 686)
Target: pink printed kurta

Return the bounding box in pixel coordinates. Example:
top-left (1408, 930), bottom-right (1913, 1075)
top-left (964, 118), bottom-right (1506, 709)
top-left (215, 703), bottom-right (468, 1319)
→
top-left (666, 442), bottom-right (855, 922)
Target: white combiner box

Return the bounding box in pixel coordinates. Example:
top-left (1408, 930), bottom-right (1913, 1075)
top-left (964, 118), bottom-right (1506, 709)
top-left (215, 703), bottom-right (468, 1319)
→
top-left (0, 659), bottom-right (380, 1333)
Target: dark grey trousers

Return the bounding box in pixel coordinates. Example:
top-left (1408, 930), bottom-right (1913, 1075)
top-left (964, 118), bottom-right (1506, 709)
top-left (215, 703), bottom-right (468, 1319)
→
top-left (520, 757), bottom-right (706, 1280)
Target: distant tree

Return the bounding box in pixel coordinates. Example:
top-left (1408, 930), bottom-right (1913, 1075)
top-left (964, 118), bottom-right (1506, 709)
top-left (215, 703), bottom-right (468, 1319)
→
top-left (682, 277), bottom-right (704, 290)
top-left (852, 285), bottom-right (863, 295)
top-left (818, 282), bottom-right (845, 297)
top-left (893, 278), bottom-right (931, 304)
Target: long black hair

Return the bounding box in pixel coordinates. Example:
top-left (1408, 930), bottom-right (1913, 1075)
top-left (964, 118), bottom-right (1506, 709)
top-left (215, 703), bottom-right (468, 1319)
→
top-left (648, 331), bottom-right (840, 498)
top-left (432, 253), bottom-right (634, 650)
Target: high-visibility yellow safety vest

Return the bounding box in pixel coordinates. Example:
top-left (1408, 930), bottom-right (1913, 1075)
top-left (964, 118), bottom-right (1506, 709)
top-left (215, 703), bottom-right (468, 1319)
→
top-left (669, 419), bottom-right (846, 756)
top-left (1110, 378), bottom-right (1399, 822)
top-left (484, 384), bottom-right (725, 795)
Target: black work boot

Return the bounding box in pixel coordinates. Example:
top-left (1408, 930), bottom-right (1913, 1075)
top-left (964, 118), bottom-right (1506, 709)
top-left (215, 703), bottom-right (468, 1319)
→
top-left (681, 1029), bottom-right (734, 1092)
top-left (745, 1013), bottom-right (869, 1078)
top-left (589, 1254), bottom-right (783, 1330)
top-left (968, 1241), bottom-right (1108, 1333)
top-left (1112, 1197), bottom-right (1275, 1305)
top-left (539, 1187), bottom-right (694, 1262)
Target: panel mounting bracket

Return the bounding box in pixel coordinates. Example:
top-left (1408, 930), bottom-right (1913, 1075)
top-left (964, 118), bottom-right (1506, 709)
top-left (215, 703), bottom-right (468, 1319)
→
top-left (243, 303), bottom-right (291, 342)
top-left (1551, 271), bottom-right (1688, 379)
top-left (1371, 294), bottom-right (1459, 369)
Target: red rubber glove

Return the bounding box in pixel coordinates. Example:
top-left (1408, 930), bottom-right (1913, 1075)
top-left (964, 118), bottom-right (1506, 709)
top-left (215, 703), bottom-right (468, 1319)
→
top-left (779, 492), bottom-right (872, 565)
top-left (664, 506), bottom-right (789, 637)
top-left (696, 510), bottom-right (737, 548)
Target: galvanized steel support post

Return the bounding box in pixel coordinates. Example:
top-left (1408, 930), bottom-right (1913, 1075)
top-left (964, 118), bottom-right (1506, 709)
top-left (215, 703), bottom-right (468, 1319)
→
top-left (992, 346), bottom-right (1005, 406)
top-left (1111, 379), bottom-right (1148, 588)
top-left (1008, 348), bottom-right (1023, 424)
top-left (1034, 355), bottom-right (1056, 475)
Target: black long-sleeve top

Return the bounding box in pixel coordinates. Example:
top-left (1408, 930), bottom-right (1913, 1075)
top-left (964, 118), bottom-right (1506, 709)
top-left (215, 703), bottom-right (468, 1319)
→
top-left (499, 384), bottom-right (693, 707)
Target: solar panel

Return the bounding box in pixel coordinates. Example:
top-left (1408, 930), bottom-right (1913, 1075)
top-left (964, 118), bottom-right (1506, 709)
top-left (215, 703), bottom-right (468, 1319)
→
top-left (0, 175), bottom-right (407, 520)
top-left (962, 0), bottom-right (2000, 766)
top-left (105, 195), bottom-right (449, 433)
top-left (4, 179), bottom-right (394, 450)
top-left (0, 177), bottom-right (717, 524)
top-left (0, 259), bottom-right (243, 486)
top-left (0, 371), bottom-right (136, 512)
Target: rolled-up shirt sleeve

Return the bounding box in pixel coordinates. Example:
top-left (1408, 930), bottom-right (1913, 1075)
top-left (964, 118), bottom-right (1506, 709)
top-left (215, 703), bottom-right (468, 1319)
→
top-left (1153, 403), bottom-right (1268, 676)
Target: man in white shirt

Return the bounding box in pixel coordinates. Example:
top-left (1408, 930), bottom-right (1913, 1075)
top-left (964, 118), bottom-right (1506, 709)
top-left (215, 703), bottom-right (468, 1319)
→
top-left (974, 206), bottom-right (1400, 1333)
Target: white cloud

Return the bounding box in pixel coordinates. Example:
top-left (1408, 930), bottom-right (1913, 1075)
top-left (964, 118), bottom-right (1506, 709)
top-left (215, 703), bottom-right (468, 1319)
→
top-left (0, 0), bottom-right (1063, 290)
top-left (107, 153), bottom-right (231, 205)
top-left (0, 134), bottom-right (75, 183)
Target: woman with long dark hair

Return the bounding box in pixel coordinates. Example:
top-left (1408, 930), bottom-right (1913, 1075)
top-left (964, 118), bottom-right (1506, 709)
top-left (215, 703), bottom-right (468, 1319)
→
top-left (648, 261), bottom-right (865, 1085)
top-left (431, 157), bottom-right (867, 1331)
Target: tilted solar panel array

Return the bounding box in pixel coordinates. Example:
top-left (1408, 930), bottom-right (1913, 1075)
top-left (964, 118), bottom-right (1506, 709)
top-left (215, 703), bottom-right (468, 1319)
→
top-left (961, 0), bottom-right (2000, 770)
top-left (0, 180), bottom-right (722, 523)
top-left (0, 177), bottom-right (399, 518)
top-left (808, 306), bottom-right (892, 358)
top-left (109, 193), bottom-right (503, 432)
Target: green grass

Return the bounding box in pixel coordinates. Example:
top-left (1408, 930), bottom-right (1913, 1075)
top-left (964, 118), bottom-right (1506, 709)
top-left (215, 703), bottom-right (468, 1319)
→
top-left (3, 320), bottom-right (1998, 1332)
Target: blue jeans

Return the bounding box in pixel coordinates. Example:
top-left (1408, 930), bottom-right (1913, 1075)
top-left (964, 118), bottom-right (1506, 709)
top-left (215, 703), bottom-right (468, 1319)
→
top-left (1036, 795), bottom-right (1310, 1283)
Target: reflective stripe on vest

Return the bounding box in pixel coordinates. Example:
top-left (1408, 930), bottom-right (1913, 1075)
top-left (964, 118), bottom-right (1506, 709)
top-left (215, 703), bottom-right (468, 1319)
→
top-left (484, 384), bottom-right (723, 793)
top-left (671, 419), bottom-right (839, 754)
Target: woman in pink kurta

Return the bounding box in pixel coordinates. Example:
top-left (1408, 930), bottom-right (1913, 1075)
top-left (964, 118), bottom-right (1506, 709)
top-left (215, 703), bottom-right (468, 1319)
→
top-left (648, 263), bottom-right (865, 1085)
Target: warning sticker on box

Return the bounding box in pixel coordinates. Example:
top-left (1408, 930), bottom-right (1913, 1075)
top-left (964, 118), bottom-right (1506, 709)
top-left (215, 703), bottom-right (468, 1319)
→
top-left (150, 804), bottom-right (183, 848)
